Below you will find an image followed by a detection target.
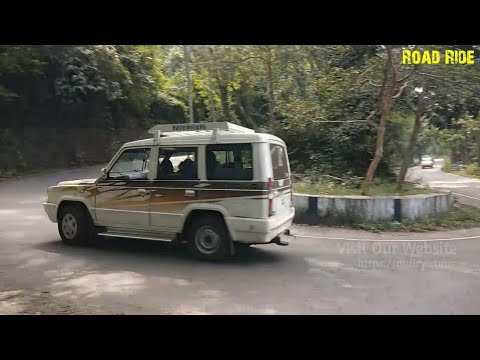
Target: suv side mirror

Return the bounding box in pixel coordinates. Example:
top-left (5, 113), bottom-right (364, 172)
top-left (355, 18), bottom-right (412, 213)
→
top-left (101, 168), bottom-right (108, 179)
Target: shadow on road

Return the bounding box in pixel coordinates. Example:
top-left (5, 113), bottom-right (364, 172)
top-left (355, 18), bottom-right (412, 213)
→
top-left (35, 236), bottom-right (284, 266)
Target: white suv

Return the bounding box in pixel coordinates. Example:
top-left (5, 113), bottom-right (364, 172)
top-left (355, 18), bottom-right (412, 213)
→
top-left (421, 156), bottom-right (434, 169)
top-left (43, 122), bottom-right (295, 260)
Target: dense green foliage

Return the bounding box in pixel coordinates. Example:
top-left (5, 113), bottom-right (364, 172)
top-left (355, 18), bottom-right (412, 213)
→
top-left (1, 45), bottom-right (480, 180)
top-left (293, 178), bottom-right (433, 196)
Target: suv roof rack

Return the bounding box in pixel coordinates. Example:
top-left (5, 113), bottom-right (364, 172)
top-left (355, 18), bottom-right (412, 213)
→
top-left (148, 122), bottom-right (255, 142)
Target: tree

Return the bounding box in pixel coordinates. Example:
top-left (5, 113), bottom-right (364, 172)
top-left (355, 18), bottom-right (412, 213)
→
top-left (3, 44), bottom-right (480, 182)
top-left (184, 45), bottom-right (194, 123)
top-left (410, 46), bottom-right (480, 167)
top-left (396, 85), bottom-right (427, 190)
top-left (362, 46), bottom-right (409, 194)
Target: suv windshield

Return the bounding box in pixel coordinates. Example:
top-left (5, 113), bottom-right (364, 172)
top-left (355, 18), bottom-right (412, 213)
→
top-left (108, 148), bottom-right (150, 179)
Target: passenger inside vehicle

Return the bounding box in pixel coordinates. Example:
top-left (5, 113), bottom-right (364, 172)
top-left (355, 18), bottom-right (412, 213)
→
top-left (177, 158), bottom-right (197, 179)
top-left (207, 149), bottom-right (252, 180)
top-left (206, 151), bottom-right (221, 174)
top-left (157, 158), bottom-right (174, 177)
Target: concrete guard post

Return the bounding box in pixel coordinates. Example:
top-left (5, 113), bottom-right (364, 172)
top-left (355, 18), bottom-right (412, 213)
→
top-left (292, 191), bottom-right (454, 223)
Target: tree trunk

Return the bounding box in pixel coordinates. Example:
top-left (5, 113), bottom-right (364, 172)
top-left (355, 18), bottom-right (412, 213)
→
top-left (206, 46), bottom-right (218, 121)
top-left (233, 88), bottom-right (257, 129)
top-left (362, 121), bottom-right (387, 193)
top-left (216, 77), bottom-right (232, 122)
top-left (184, 45), bottom-right (194, 123)
top-left (361, 82), bottom-right (394, 193)
top-left (207, 66), bottom-right (217, 121)
top-left (397, 88), bottom-right (426, 191)
top-left (451, 146), bottom-right (457, 164)
top-left (238, 101), bottom-right (257, 129)
top-left (462, 145), bottom-right (470, 165)
top-left (361, 46), bottom-right (404, 195)
top-left (476, 131), bottom-right (480, 165)
top-left (397, 117), bottom-right (422, 190)
top-left (265, 46), bottom-right (276, 134)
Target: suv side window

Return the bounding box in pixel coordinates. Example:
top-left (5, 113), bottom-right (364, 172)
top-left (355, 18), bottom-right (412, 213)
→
top-left (157, 147), bottom-right (198, 180)
top-left (108, 147), bottom-right (150, 180)
top-left (206, 144), bottom-right (253, 180)
top-left (270, 144), bottom-right (289, 180)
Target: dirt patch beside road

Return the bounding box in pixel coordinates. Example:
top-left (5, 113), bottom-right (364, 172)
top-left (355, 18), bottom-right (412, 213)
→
top-left (0, 288), bottom-right (109, 315)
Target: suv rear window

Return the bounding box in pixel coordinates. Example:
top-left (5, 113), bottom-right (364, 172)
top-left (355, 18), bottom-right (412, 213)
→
top-left (270, 144), bottom-right (289, 180)
top-left (206, 144), bottom-right (253, 180)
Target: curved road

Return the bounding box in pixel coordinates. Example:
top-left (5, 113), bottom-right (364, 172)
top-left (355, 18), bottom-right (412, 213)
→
top-left (407, 159), bottom-right (480, 207)
top-left (1, 166), bottom-right (480, 314)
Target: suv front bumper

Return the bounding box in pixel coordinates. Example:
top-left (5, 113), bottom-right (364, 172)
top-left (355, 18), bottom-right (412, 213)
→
top-left (43, 202), bottom-right (57, 223)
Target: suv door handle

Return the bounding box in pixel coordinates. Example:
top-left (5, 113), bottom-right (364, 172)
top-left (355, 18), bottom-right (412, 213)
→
top-left (137, 188), bottom-right (150, 196)
top-left (185, 190), bottom-right (196, 197)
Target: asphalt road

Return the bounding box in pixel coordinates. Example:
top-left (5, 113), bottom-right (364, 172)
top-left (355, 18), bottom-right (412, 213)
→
top-left (407, 159), bottom-right (480, 206)
top-left (1, 166), bottom-right (480, 314)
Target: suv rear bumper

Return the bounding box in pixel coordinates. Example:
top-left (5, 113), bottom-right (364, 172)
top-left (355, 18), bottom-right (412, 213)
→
top-left (226, 207), bottom-right (295, 244)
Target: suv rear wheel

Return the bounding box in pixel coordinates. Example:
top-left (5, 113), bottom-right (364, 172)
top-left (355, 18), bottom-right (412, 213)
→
top-left (187, 215), bottom-right (229, 260)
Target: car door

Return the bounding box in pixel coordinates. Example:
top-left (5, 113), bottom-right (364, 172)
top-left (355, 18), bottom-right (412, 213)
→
top-left (201, 143), bottom-right (263, 219)
top-left (269, 142), bottom-right (292, 217)
top-left (95, 147), bottom-right (153, 229)
top-left (149, 146), bottom-right (199, 233)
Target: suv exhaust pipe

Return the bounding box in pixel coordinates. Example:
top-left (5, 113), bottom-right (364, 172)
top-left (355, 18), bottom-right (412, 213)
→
top-left (271, 229), bottom-right (294, 246)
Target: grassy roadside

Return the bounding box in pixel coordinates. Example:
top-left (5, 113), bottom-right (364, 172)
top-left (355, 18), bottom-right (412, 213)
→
top-left (442, 159), bottom-right (480, 180)
top-left (352, 203), bottom-right (480, 233)
top-left (449, 169), bottom-right (480, 180)
top-left (291, 176), bottom-right (480, 233)
top-left (293, 179), bottom-right (436, 196)
top-left (294, 204), bottom-right (480, 233)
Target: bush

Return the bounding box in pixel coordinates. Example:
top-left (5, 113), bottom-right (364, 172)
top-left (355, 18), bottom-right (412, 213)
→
top-left (442, 158), bottom-right (452, 172)
top-left (278, 120), bottom-right (395, 179)
top-left (465, 163), bottom-right (480, 177)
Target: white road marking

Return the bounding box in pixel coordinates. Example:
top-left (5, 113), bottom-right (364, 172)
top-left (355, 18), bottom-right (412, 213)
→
top-left (451, 192), bottom-right (480, 201)
top-left (296, 234), bottom-right (480, 242)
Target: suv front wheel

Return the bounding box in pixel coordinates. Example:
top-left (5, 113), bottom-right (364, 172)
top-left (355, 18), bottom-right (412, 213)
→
top-left (58, 205), bottom-right (95, 246)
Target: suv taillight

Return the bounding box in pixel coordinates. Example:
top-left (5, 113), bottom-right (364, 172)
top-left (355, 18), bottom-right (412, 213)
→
top-left (268, 177), bottom-right (275, 217)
